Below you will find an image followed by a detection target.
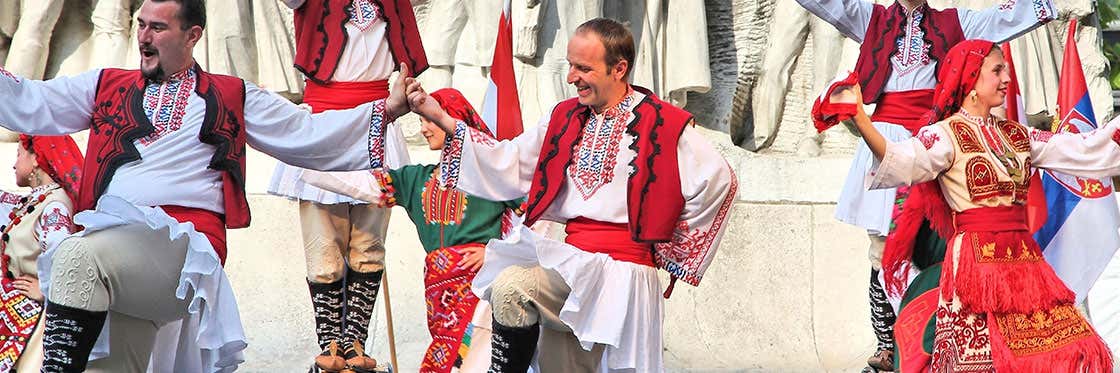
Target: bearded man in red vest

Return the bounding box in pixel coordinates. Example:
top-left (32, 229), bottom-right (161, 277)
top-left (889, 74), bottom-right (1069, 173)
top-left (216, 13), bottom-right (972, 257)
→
top-left (269, 1), bottom-right (426, 372)
top-left (402, 18), bottom-right (738, 372)
top-left (0, 0), bottom-right (415, 371)
top-left (795, 0), bottom-right (1056, 370)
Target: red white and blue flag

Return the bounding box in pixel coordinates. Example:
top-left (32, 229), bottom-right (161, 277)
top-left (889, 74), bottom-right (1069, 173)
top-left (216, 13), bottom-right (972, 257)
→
top-left (1033, 20), bottom-right (1120, 303)
top-left (481, 0), bottom-right (524, 140)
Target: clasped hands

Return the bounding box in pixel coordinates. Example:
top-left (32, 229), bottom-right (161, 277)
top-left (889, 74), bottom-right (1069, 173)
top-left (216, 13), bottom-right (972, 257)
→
top-left (385, 65), bottom-right (458, 134)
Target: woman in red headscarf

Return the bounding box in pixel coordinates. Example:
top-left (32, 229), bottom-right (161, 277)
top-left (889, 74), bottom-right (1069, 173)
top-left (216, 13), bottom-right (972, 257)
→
top-left (834, 39), bottom-right (1119, 371)
top-left (0, 134), bottom-right (83, 372)
top-left (302, 88), bottom-right (520, 373)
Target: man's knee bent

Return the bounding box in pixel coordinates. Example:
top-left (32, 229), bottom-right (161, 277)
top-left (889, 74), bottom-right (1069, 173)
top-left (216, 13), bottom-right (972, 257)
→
top-left (49, 237), bottom-right (110, 311)
top-left (489, 266), bottom-right (540, 328)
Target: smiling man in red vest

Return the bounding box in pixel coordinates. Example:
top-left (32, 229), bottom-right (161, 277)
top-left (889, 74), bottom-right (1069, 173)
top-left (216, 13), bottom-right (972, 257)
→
top-left (270, 1), bottom-right (426, 372)
top-left (402, 18), bottom-right (738, 372)
top-left (0, 0), bottom-right (414, 371)
top-left (794, 0), bottom-right (1056, 370)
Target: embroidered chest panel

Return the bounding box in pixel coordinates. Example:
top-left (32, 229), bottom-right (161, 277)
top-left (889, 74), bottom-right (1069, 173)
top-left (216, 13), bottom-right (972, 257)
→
top-left (891, 10), bottom-right (931, 75)
top-left (349, 0), bottom-right (381, 31)
top-left (421, 174), bottom-right (468, 226)
top-left (139, 70), bottom-right (196, 146)
top-left (949, 120), bottom-right (1031, 204)
top-left (568, 94), bottom-right (635, 200)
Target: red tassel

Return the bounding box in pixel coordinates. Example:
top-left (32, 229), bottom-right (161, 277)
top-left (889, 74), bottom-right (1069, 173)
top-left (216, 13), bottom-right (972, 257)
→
top-left (882, 181), bottom-right (954, 296)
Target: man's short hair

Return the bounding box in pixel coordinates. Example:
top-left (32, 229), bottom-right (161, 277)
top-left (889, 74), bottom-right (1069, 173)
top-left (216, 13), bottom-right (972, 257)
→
top-left (575, 18), bottom-right (635, 80)
top-left (151, 0), bottom-right (206, 30)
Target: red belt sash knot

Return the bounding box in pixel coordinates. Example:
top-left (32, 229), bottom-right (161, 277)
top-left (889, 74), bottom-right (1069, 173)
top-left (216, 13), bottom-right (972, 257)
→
top-left (564, 217), bottom-right (654, 267)
top-left (161, 205), bottom-right (228, 265)
top-left (303, 79), bottom-right (390, 112)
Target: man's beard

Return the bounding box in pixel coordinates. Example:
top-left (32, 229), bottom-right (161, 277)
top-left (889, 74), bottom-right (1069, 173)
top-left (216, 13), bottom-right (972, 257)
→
top-left (142, 62), bottom-right (165, 82)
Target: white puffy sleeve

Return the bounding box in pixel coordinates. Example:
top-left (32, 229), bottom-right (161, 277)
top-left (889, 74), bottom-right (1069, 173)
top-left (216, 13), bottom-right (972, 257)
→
top-left (958, 0), bottom-right (1056, 43)
top-left (794, 0), bottom-right (875, 42)
top-left (868, 124), bottom-right (955, 189)
top-left (1028, 117), bottom-right (1120, 179)
top-left (437, 116), bottom-right (548, 201)
top-left (0, 67), bottom-right (99, 135)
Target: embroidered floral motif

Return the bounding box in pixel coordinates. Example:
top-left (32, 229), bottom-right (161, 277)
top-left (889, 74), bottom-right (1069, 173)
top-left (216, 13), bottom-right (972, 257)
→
top-left (348, 0), bottom-right (381, 32)
top-left (468, 126), bottom-right (497, 148)
top-left (995, 304), bottom-right (1095, 357)
top-left (892, 9), bottom-right (931, 76)
top-left (139, 69), bottom-right (195, 146)
top-left (654, 166), bottom-right (739, 286)
top-left (569, 92), bottom-right (636, 200)
top-left (918, 130), bottom-right (942, 149)
top-left (1032, 129), bottom-right (1055, 143)
top-left (38, 206), bottom-right (73, 252)
top-left (0, 67), bottom-right (19, 84)
top-left (368, 100), bottom-right (387, 168)
top-left (1000, 0), bottom-right (1018, 11)
top-left (970, 234), bottom-right (1043, 264)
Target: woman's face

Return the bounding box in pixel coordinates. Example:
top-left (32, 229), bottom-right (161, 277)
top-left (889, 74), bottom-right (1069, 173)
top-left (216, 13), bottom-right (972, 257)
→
top-left (973, 48), bottom-right (1011, 109)
top-left (420, 117), bottom-right (447, 151)
top-left (13, 145), bottom-right (36, 188)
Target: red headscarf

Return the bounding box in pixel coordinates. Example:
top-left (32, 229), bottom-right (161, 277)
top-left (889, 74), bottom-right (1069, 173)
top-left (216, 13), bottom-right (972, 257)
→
top-left (430, 88), bottom-right (494, 138)
top-left (918, 39), bottom-right (997, 128)
top-left (882, 39), bottom-right (996, 295)
top-left (18, 135), bottom-right (84, 203)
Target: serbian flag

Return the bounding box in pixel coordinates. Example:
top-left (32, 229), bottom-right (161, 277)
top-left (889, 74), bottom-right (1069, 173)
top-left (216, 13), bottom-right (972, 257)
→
top-left (481, 0), bottom-right (524, 140)
top-left (1034, 19), bottom-right (1120, 303)
top-left (1001, 43), bottom-right (1048, 233)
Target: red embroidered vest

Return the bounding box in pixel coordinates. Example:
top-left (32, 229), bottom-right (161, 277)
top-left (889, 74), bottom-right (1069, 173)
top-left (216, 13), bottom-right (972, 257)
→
top-left (84, 67), bottom-right (251, 229)
top-left (293, 0), bottom-right (427, 83)
top-left (854, 3), bottom-right (964, 104)
top-left (524, 87), bottom-right (690, 242)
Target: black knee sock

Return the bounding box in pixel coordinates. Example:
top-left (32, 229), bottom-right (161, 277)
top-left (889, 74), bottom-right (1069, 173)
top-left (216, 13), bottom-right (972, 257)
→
top-left (869, 269), bottom-right (897, 351)
top-left (343, 268), bottom-right (382, 350)
top-left (309, 279), bottom-right (346, 351)
top-left (40, 302), bottom-right (108, 373)
top-left (489, 323), bottom-right (539, 373)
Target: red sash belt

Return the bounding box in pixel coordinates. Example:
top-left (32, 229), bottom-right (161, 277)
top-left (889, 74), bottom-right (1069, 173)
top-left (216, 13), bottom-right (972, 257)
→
top-left (303, 79), bottom-right (390, 113)
top-left (564, 217), bottom-right (654, 267)
top-left (953, 206), bottom-right (1028, 233)
top-left (871, 90), bottom-right (935, 133)
top-left (162, 206), bottom-right (228, 265)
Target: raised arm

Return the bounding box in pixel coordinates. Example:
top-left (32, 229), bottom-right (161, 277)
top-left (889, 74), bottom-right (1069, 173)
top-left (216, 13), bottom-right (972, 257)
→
top-left (794, 0), bottom-right (875, 42)
top-left (1028, 116), bottom-right (1120, 179)
top-left (245, 70), bottom-right (412, 171)
top-left (435, 117), bottom-right (547, 201)
top-left (868, 124), bottom-right (955, 189)
top-left (958, 0), bottom-right (1056, 43)
top-left (0, 68), bottom-right (98, 135)
top-left (408, 82), bottom-right (546, 201)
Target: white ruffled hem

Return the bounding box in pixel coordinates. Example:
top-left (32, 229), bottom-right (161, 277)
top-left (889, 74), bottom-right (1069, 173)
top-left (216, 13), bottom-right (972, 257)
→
top-left (474, 224), bottom-right (663, 373)
top-left (834, 121), bottom-right (912, 236)
top-left (38, 195), bottom-right (246, 372)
